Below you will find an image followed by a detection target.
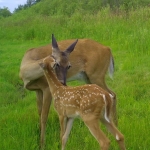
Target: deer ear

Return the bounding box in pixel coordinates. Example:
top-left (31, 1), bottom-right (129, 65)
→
top-left (65, 39), bottom-right (78, 54)
top-left (52, 34), bottom-right (60, 57)
top-left (52, 34), bottom-right (58, 49)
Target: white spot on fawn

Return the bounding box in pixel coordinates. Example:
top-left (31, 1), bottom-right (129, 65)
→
top-left (116, 134), bottom-right (120, 140)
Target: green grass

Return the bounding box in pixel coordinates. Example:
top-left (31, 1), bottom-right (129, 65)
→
top-left (0, 5), bottom-right (150, 150)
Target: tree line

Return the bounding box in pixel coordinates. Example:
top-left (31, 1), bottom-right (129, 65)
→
top-left (0, 0), bottom-right (41, 17)
top-left (14, 0), bottom-right (41, 13)
top-left (0, 0), bottom-right (149, 18)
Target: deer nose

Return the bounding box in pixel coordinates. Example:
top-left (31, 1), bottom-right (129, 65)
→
top-left (61, 82), bottom-right (67, 86)
top-left (59, 80), bottom-right (67, 86)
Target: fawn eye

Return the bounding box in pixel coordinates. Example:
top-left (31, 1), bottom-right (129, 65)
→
top-left (56, 63), bottom-right (60, 68)
top-left (67, 65), bottom-right (71, 69)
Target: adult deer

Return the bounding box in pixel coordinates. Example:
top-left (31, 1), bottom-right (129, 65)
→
top-left (39, 56), bottom-right (126, 150)
top-left (19, 34), bottom-right (115, 148)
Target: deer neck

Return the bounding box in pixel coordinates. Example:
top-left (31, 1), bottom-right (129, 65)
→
top-left (44, 68), bottom-right (63, 95)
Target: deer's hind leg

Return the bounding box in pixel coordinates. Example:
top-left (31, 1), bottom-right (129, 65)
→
top-left (83, 117), bottom-right (110, 150)
top-left (86, 74), bottom-right (117, 126)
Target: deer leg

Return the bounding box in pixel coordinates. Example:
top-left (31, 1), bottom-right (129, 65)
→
top-left (36, 89), bottom-right (43, 118)
top-left (35, 90), bottom-right (43, 149)
top-left (40, 87), bottom-right (52, 149)
top-left (111, 93), bottom-right (117, 126)
top-left (102, 119), bottom-right (126, 150)
top-left (61, 118), bottom-right (74, 150)
top-left (86, 75), bottom-right (117, 125)
top-left (84, 118), bottom-right (110, 150)
top-left (101, 86), bottom-right (117, 126)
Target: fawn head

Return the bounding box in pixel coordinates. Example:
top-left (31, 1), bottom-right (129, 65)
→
top-left (39, 56), bottom-right (56, 72)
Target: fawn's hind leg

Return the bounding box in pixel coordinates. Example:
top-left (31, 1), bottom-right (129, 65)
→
top-left (101, 119), bottom-right (126, 150)
top-left (83, 118), bottom-right (110, 150)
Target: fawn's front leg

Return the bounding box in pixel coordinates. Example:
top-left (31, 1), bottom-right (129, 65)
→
top-left (59, 115), bottom-right (67, 142)
top-left (62, 118), bottom-right (74, 150)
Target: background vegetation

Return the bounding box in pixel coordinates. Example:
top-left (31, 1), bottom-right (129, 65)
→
top-left (0, 0), bottom-right (150, 149)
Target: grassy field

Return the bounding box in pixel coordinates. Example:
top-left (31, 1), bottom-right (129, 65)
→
top-left (0, 5), bottom-right (150, 150)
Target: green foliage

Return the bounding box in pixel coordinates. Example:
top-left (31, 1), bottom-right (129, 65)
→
top-left (14, 0), bottom-right (41, 13)
top-left (0, 7), bottom-right (12, 17)
top-left (0, 0), bottom-right (150, 41)
top-left (12, 0), bottom-right (150, 15)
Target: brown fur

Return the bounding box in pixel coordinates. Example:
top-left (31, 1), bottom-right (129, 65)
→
top-left (40, 56), bottom-right (125, 150)
top-left (19, 38), bottom-right (116, 148)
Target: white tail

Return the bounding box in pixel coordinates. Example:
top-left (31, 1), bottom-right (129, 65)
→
top-left (108, 55), bottom-right (114, 79)
top-left (39, 56), bottom-right (126, 150)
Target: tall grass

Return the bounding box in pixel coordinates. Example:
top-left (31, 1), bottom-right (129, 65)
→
top-left (0, 5), bottom-right (150, 150)
top-left (0, 6), bottom-right (150, 41)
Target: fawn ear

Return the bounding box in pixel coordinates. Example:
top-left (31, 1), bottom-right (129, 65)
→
top-left (51, 61), bottom-right (56, 69)
top-left (39, 62), bottom-right (45, 69)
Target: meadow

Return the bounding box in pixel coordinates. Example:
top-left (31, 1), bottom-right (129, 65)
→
top-left (0, 5), bottom-right (150, 150)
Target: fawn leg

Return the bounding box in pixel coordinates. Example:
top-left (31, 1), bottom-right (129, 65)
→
top-left (59, 115), bottom-right (67, 141)
top-left (61, 118), bottom-right (74, 150)
top-left (102, 119), bottom-right (126, 150)
top-left (84, 118), bottom-right (110, 150)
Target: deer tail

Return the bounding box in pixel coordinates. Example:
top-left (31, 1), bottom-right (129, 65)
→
top-left (108, 54), bottom-right (114, 79)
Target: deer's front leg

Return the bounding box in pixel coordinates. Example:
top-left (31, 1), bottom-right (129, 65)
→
top-left (36, 90), bottom-right (43, 119)
top-left (40, 87), bottom-right (52, 149)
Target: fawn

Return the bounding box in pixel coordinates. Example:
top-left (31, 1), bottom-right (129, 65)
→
top-left (39, 56), bottom-right (126, 150)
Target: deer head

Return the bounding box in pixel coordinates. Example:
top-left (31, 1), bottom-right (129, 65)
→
top-left (51, 34), bottom-right (78, 85)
